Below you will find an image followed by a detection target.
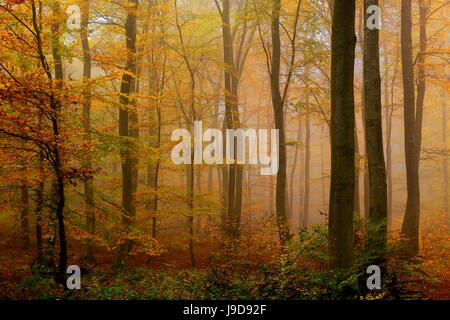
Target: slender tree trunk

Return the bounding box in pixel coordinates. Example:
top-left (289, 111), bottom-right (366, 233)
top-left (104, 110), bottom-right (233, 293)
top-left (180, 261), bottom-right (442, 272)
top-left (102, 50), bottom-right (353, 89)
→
top-left (146, 5), bottom-right (163, 239)
top-left (354, 122), bottom-right (361, 215)
top-left (320, 125), bottom-right (327, 210)
top-left (270, 0), bottom-right (290, 247)
top-left (188, 77), bottom-right (196, 267)
top-left (218, 0), bottom-right (243, 242)
top-left (247, 167), bottom-right (251, 210)
top-left (35, 152), bottom-right (44, 264)
top-left (289, 118), bottom-right (301, 220)
top-left (115, 0), bottom-right (139, 267)
top-left (47, 1), bottom-right (67, 282)
top-left (34, 1), bottom-right (44, 266)
top-left (298, 119), bottom-right (305, 227)
top-left (400, 0), bottom-right (420, 255)
top-left (206, 165), bottom-right (214, 232)
top-left (442, 91), bottom-right (448, 213)
top-left (303, 70), bottom-right (311, 228)
top-left (414, 0), bottom-right (427, 155)
top-left (387, 43), bottom-right (399, 228)
top-left (329, 0), bottom-right (356, 269)
top-left (196, 168), bottom-right (202, 233)
top-left (384, 69), bottom-right (393, 229)
top-left (187, 157), bottom-right (196, 267)
top-left (357, 4), bottom-right (369, 220)
top-left (147, 101), bottom-right (161, 238)
top-left (19, 174), bottom-right (30, 249)
top-left (364, 0), bottom-right (387, 254)
top-left (269, 174), bottom-right (274, 217)
top-left (80, 0), bottom-right (95, 262)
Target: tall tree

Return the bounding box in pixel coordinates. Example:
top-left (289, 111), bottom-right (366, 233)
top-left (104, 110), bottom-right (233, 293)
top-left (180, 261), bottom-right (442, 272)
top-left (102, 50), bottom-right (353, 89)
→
top-left (328, 0), bottom-right (356, 269)
top-left (115, 0), bottom-right (139, 267)
top-left (262, 0), bottom-right (302, 247)
top-left (357, 4), bottom-right (370, 220)
top-left (215, 0), bottom-right (255, 243)
top-left (400, 0), bottom-right (421, 255)
top-left (174, 0), bottom-right (199, 266)
top-left (303, 66), bottom-right (311, 228)
top-left (146, 0), bottom-right (165, 239)
top-left (363, 0), bottom-right (387, 254)
top-left (80, 0), bottom-right (95, 262)
top-left (442, 90), bottom-right (448, 213)
top-left (49, 0), bottom-right (67, 282)
top-left (217, 0), bottom-right (238, 241)
top-left (385, 41), bottom-right (399, 228)
top-left (19, 166), bottom-right (30, 249)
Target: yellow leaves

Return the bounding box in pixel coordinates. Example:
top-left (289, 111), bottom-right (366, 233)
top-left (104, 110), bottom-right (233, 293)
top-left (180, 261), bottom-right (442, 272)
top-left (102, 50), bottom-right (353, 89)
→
top-left (115, 231), bottom-right (166, 257)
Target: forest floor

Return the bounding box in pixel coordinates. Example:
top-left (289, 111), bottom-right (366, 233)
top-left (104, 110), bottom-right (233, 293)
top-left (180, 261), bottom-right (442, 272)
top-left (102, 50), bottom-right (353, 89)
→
top-left (0, 240), bottom-right (448, 300)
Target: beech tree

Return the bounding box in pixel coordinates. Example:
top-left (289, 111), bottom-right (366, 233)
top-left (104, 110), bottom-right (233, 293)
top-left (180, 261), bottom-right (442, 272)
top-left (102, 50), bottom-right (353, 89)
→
top-left (363, 0), bottom-right (387, 254)
top-left (115, 0), bottom-right (139, 268)
top-left (400, 0), bottom-right (420, 255)
top-left (328, 0), bottom-right (356, 269)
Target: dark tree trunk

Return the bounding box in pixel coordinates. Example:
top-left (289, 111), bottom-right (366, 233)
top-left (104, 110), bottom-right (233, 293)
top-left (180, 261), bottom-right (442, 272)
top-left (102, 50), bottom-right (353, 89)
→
top-left (270, 0), bottom-right (290, 247)
top-left (186, 160), bottom-right (196, 267)
top-left (217, 0), bottom-right (244, 243)
top-left (147, 105), bottom-right (161, 238)
top-left (49, 1), bottom-right (67, 283)
top-left (35, 156), bottom-right (44, 265)
top-left (34, 3), bottom-right (44, 265)
top-left (115, 0), bottom-right (139, 267)
top-left (146, 0), bottom-right (163, 239)
top-left (329, 0), bottom-right (356, 269)
top-left (400, 0), bottom-right (421, 255)
top-left (364, 0), bottom-right (388, 254)
top-left (19, 175), bottom-right (30, 249)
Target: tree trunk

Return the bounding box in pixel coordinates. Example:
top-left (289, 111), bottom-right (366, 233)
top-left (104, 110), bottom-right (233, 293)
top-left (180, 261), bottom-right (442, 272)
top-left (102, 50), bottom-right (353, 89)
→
top-left (48, 1), bottom-right (67, 283)
top-left (329, 0), bottom-right (356, 269)
top-left (187, 134), bottom-right (196, 267)
top-left (270, 0), bottom-right (290, 247)
top-left (354, 122), bottom-right (361, 215)
top-left (146, 3), bottom-right (163, 239)
top-left (34, 2), bottom-right (44, 265)
top-left (80, 0), bottom-right (95, 262)
top-left (387, 43), bottom-right (399, 228)
top-left (364, 0), bottom-right (387, 254)
top-left (35, 154), bottom-right (44, 264)
top-left (298, 119), bottom-right (305, 227)
top-left (357, 4), bottom-right (369, 220)
top-left (218, 0), bottom-right (243, 243)
top-left (320, 125), bottom-right (327, 210)
top-left (115, 0), bottom-right (139, 267)
top-left (19, 175), bottom-right (30, 249)
top-left (288, 117), bottom-right (301, 220)
top-left (400, 0), bottom-right (420, 255)
top-left (303, 69), bottom-right (311, 228)
top-left (384, 67), bottom-right (393, 229)
top-left (196, 168), bottom-right (202, 233)
top-left (442, 91), bottom-right (448, 213)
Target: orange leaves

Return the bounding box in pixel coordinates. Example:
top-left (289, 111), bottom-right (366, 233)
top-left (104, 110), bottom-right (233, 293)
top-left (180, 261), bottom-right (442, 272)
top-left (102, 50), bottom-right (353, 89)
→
top-left (63, 166), bottom-right (100, 186)
top-left (3, 0), bottom-right (26, 6)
